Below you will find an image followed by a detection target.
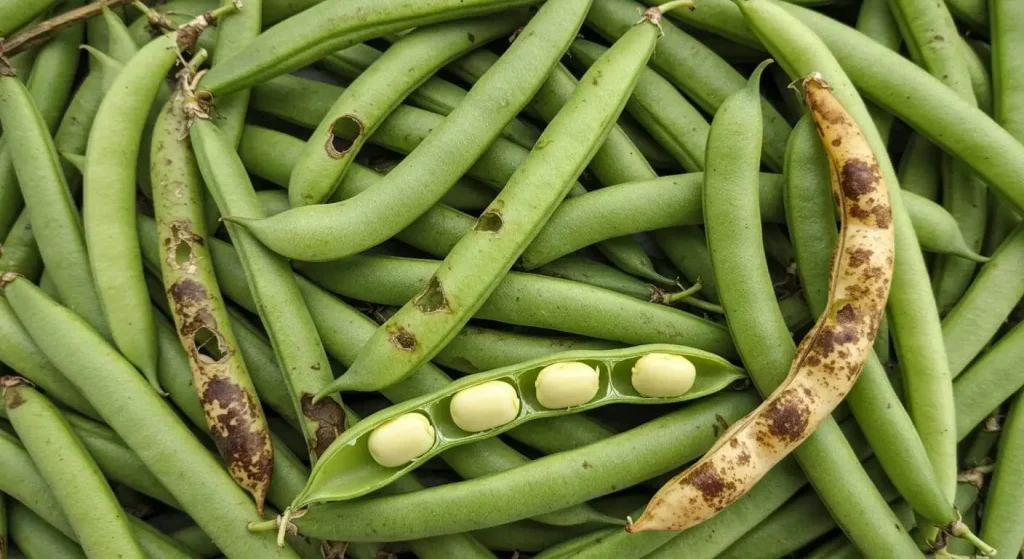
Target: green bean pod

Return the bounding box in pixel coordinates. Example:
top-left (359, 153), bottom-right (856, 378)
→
top-left (84, 15), bottom-right (223, 392)
top-left (152, 91), bottom-right (275, 512)
top-left (319, 44), bottom-right (540, 149)
top-left (322, 3), bottom-right (670, 395)
top-left (0, 378), bottom-right (145, 559)
top-left (781, 3), bottom-right (1024, 218)
top-left (0, 212), bottom-right (42, 281)
top-left (567, 38), bottom-right (708, 172)
top-left (946, 0), bottom-right (988, 32)
top-left (889, 0), bottom-right (988, 315)
top-left (0, 275), bottom-right (299, 558)
top-left (7, 502), bottom-right (85, 559)
top-left (210, 0), bottom-right (261, 147)
top-left (979, 392), bottom-right (1024, 555)
top-left (298, 255), bottom-right (736, 358)
top-left (290, 14), bottom-right (526, 206)
top-left (190, 115), bottom-right (347, 464)
top-left (299, 344), bottom-right (742, 505)
top-left (0, 0), bottom-right (57, 36)
top-left (169, 525), bottom-right (219, 559)
top-left (784, 115), bottom-right (965, 535)
top-left (535, 255), bottom-right (664, 302)
top-left (252, 390), bottom-right (759, 542)
top-left (0, 428), bottom-right (196, 559)
top-left (586, 0), bottom-right (791, 171)
top-left (954, 323), bottom-right (1024, 438)
top-left (987, 0), bottom-right (1024, 247)
top-left (230, 0), bottom-right (592, 262)
top-left (199, 0), bottom-right (538, 95)
top-left (905, 188), bottom-right (989, 262)
top-left (942, 226), bottom-right (1024, 376)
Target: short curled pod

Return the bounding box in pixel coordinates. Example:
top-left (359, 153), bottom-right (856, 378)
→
top-left (1, 377), bottom-right (145, 559)
top-left (250, 390), bottom-right (760, 543)
top-left (137, 213), bottom-right (618, 528)
top-left (942, 226), bottom-right (1024, 377)
top-left (8, 502), bottom-right (85, 559)
top-left (85, 7), bottom-right (234, 393)
top-left (319, 44), bottom-right (540, 150)
top-left (586, 0), bottom-right (791, 172)
top-left (191, 111), bottom-right (348, 465)
top-left (319, 1), bottom-right (689, 396)
top-left (629, 69), bottom-right (903, 552)
top-left (152, 90), bottom-right (274, 513)
top-left (199, 0), bottom-right (538, 96)
top-left (229, 0), bottom-right (595, 262)
top-left (290, 14), bottom-right (527, 207)
top-left (297, 254), bottom-right (736, 358)
top-left (0, 274), bottom-right (302, 557)
top-left (290, 345), bottom-right (743, 506)
top-left (785, 115), bottom-right (965, 535)
top-left (0, 426), bottom-right (198, 559)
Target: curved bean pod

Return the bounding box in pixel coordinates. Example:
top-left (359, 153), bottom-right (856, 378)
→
top-left (898, 133), bottom-right (941, 202)
top-left (319, 44), bottom-right (540, 149)
top-left (321, 3), bottom-right (671, 395)
top-left (252, 390), bottom-right (759, 542)
top-left (979, 390), bottom-right (1024, 556)
top-left (0, 0), bottom-right (57, 36)
top-left (290, 15), bottom-right (525, 206)
top-left (905, 188), bottom-right (988, 262)
top-left (585, 0), bottom-right (791, 171)
top-left (1, 378), bottom-right (145, 559)
top-left (0, 274), bottom-right (299, 558)
top-left (199, 0), bottom-right (537, 95)
top-left (231, 0), bottom-right (592, 262)
top-left (785, 115), bottom-right (967, 536)
top-left (152, 91), bottom-right (274, 511)
top-left (298, 345), bottom-right (742, 505)
top-left (84, 13), bottom-right (226, 392)
top-left (986, 0), bottom-right (1024, 251)
top-left (631, 69), bottom-right (896, 540)
top-left (747, 0), bottom-right (964, 533)
top-left (954, 322), bottom-right (1024, 439)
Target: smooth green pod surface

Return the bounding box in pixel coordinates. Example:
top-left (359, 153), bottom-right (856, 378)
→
top-left (295, 345), bottom-right (743, 506)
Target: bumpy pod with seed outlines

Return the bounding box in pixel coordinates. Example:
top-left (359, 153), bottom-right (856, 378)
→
top-left (628, 74), bottom-right (895, 533)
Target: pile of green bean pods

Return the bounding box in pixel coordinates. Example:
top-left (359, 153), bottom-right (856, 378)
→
top-left (1, 0), bottom-right (1024, 557)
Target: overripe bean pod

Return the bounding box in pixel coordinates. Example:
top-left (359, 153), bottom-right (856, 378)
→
top-left (628, 74), bottom-right (894, 533)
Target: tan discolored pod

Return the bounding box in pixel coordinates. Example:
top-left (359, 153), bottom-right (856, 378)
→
top-left (151, 87), bottom-right (273, 514)
top-left (628, 74), bottom-right (895, 533)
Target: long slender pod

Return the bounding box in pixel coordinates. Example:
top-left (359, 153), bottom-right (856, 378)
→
top-left (0, 274), bottom-right (299, 558)
top-left (210, 0), bottom-right (260, 146)
top-left (0, 378), bottom-right (144, 559)
top-left (289, 14), bottom-right (526, 206)
top-left (199, 0), bottom-right (538, 95)
top-left (888, 0), bottom-right (988, 316)
top-left (151, 88), bottom-right (274, 512)
top-left (785, 115), bottom-right (972, 535)
top-left (7, 502), bottom-right (85, 559)
top-left (228, 0), bottom-right (595, 262)
top-left (190, 105), bottom-right (347, 462)
top-left (629, 68), bottom-right (909, 559)
top-left (83, 8), bottom-right (232, 391)
top-left (318, 1), bottom-right (677, 395)
top-left (980, 390), bottom-right (1024, 556)
top-left (745, 0), bottom-right (962, 538)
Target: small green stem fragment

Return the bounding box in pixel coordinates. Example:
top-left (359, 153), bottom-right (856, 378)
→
top-left (950, 521), bottom-right (997, 556)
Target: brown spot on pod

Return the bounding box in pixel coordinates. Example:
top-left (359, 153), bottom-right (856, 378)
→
top-left (388, 326), bottom-right (417, 351)
top-left (301, 394), bottom-right (346, 460)
top-left (412, 276), bottom-right (448, 313)
top-left (840, 159), bottom-right (879, 200)
top-left (871, 204), bottom-right (892, 228)
top-left (0, 376), bottom-right (27, 408)
top-left (201, 377), bottom-right (273, 510)
top-left (847, 248), bottom-right (873, 268)
top-left (761, 392), bottom-right (810, 443)
top-left (684, 462), bottom-right (736, 510)
top-left (836, 304), bottom-right (857, 324)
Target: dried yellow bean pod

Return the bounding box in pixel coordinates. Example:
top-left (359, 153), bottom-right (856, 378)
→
top-left (628, 74), bottom-right (895, 533)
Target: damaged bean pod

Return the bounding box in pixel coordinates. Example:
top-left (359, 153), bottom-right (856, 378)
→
top-left (628, 75), bottom-right (895, 534)
top-left (287, 344), bottom-right (744, 508)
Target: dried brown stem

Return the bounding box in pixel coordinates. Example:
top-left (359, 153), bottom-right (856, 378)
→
top-left (0, 0), bottom-right (148, 57)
